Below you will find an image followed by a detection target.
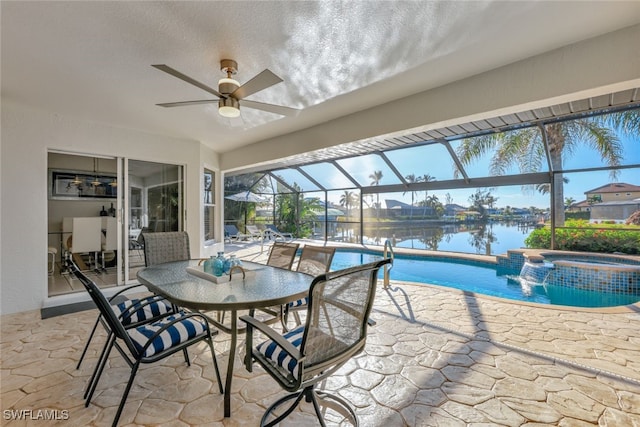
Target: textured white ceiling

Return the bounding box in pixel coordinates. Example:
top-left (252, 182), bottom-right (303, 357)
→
top-left (2, 1), bottom-right (639, 152)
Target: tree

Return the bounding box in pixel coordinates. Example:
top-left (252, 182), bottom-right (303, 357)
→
top-left (426, 194), bottom-right (440, 211)
top-left (403, 174), bottom-right (420, 219)
top-left (587, 195), bottom-right (602, 205)
top-left (454, 110), bottom-right (638, 226)
top-left (536, 176), bottom-right (569, 195)
top-left (421, 174), bottom-right (435, 218)
top-left (224, 173), bottom-right (266, 227)
top-left (339, 190), bottom-right (356, 218)
top-left (564, 197), bottom-right (576, 210)
top-left (275, 184), bottom-right (322, 237)
top-left (486, 194), bottom-right (498, 210)
top-left (445, 193), bottom-right (453, 207)
top-left (369, 170), bottom-right (383, 219)
top-left (468, 189), bottom-right (495, 220)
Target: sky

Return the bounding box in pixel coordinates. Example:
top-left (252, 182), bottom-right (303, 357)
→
top-left (258, 131), bottom-right (639, 210)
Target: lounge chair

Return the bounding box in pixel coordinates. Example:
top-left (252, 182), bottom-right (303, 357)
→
top-left (245, 224), bottom-right (263, 240)
top-left (224, 224), bottom-right (250, 242)
top-left (264, 224), bottom-right (294, 241)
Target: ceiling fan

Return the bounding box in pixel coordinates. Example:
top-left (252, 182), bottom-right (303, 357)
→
top-left (152, 60), bottom-right (298, 118)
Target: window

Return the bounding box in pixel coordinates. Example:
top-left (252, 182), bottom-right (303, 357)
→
top-left (204, 168), bottom-right (215, 242)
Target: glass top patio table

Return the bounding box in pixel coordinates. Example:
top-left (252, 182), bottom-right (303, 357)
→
top-left (137, 259), bottom-right (312, 418)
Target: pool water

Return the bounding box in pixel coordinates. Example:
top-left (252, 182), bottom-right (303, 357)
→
top-left (330, 250), bottom-right (640, 308)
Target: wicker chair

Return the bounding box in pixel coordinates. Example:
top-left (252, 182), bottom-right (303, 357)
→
top-left (241, 258), bottom-right (391, 427)
top-left (142, 231), bottom-right (191, 266)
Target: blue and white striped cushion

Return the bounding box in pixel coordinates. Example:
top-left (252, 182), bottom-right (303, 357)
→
top-left (128, 314), bottom-right (207, 358)
top-left (256, 326), bottom-right (305, 378)
top-left (112, 297), bottom-right (173, 325)
top-left (287, 297), bottom-right (308, 308)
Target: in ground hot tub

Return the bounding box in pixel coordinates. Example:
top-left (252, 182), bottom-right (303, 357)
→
top-left (519, 253), bottom-right (640, 295)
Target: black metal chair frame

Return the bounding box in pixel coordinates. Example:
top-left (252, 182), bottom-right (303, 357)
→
top-left (78, 230), bottom-right (194, 369)
top-left (75, 283), bottom-right (176, 369)
top-left (241, 258), bottom-right (391, 427)
top-left (67, 260), bottom-right (223, 427)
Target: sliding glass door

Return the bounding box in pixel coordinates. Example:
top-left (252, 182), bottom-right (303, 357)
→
top-left (125, 159), bottom-right (184, 282)
top-left (46, 153), bottom-right (185, 293)
top-left (47, 152), bottom-right (122, 296)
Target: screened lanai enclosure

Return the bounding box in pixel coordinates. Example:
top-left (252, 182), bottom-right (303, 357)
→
top-left (225, 91), bottom-right (640, 256)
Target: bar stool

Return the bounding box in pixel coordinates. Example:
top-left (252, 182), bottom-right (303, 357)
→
top-left (48, 247), bottom-right (58, 276)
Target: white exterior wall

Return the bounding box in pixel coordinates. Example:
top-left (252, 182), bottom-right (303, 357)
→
top-left (0, 103), bottom-right (219, 315)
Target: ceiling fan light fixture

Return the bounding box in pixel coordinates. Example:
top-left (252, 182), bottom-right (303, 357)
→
top-left (218, 77), bottom-right (240, 95)
top-left (219, 97), bottom-right (240, 118)
top-left (153, 59), bottom-right (296, 117)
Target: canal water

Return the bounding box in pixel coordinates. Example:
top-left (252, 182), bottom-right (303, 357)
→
top-left (359, 222), bottom-right (535, 255)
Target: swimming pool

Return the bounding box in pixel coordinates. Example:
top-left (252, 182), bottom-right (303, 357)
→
top-left (330, 249), bottom-right (640, 308)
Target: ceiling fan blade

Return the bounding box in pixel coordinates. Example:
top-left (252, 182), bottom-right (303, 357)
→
top-left (231, 69), bottom-right (283, 100)
top-left (156, 100), bottom-right (219, 108)
top-left (152, 64), bottom-right (222, 98)
top-left (241, 99), bottom-right (299, 116)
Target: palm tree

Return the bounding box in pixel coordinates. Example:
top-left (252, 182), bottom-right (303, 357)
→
top-left (369, 170), bottom-right (383, 219)
top-left (403, 174), bottom-right (421, 219)
top-left (339, 190), bottom-right (355, 218)
top-left (421, 174), bottom-right (435, 218)
top-left (426, 194), bottom-right (440, 218)
top-left (445, 193), bottom-right (453, 206)
top-left (536, 176), bottom-right (569, 195)
top-left (564, 197), bottom-right (576, 210)
top-left (455, 110), bottom-right (639, 226)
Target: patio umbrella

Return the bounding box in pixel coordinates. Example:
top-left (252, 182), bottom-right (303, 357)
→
top-left (225, 191), bottom-right (267, 227)
top-left (225, 191), bottom-right (267, 203)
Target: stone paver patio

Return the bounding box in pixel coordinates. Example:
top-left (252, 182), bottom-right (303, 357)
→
top-left (2, 243), bottom-right (639, 426)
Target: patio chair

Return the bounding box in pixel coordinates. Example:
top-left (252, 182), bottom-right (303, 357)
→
top-left (129, 227), bottom-right (149, 263)
top-left (75, 282), bottom-right (177, 370)
top-left (224, 224), bottom-right (250, 242)
top-left (245, 224), bottom-right (263, 240)
top-left (245, 242), bottom-right (301, 323)
top-left (240, 258), bottom-right (391, 427)
top-left (266, 241), bottom-right (300, 270)
top-left (142, 231), bottom-right (191, 266)
top-left (76, 229), bottom-right (179, 369)
top-left (283, 245), bottom-right (336, 329)
top-left (216, 242), bottom-right (300, 327)
top-left (66, 260), bottom-right (223, 427)
top-left (264, 224), bottom-right (294, 241)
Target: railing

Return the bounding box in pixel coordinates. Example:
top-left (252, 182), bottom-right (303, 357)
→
top-left (383, 239), bottom-right (394, 289)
